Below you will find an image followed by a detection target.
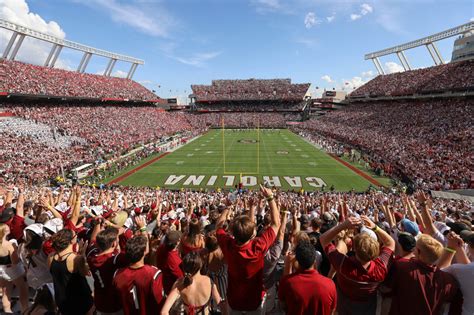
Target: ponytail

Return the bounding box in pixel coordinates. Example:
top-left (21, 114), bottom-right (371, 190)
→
top-left (181, 252), bottom-right (202, 288)
top-left (183, 272), bottom-right (193, 287)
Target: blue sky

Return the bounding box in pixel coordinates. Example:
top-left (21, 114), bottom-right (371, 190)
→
top-left (1, 0), bottom-right (473, 101)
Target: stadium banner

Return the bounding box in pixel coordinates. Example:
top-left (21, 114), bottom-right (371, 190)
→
top-left (164, 175), bottom-right (326, 188)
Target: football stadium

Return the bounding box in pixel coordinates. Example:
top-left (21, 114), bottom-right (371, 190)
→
top-left (0, 1), bottom-right (473, 314)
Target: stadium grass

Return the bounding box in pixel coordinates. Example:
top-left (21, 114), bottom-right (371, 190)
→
top-left (114, 129), bottom-right (385, 192)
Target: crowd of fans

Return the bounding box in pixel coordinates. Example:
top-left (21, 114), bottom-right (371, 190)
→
top-left (187, 112), bottom-right (299, 128)
top-left (195, 101), bottom-right (307, 112)
top-left (191, 79), bottom-right (310, 102)
top-left (0, 182), bottom-right (472, 315)
top-left (350, 59), bottom-right (474, 98)
top-left (0, 104), bottom-right (200, 185)
top-left (0, 60), bottom-right (157, 101)
top-left (295, 99), bottom-right (474, 190)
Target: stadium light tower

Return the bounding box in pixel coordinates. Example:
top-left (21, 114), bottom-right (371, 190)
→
top-left (0, 18), bottom-right (144, 79)
top-left (365, 21), bottom-right (474, 75)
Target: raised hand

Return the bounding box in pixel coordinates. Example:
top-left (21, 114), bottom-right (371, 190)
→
top-left (259, 184), bottom-right (273, 198)
top-left (134, 215), bottom-right (146, 229)
top-left (341, 216), bottom-right (362, 230)
top-left (446, 231), bottom-right (463, 249)
top-left (360, 215), bottom-right (376, 229)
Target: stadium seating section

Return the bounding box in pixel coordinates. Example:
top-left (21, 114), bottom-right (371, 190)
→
top-left (350, 59), bottom-right (474, 97)
top-left (192, 79), bottom-right (310, 102)
top-left (0, 60), bottom-right (157, 100)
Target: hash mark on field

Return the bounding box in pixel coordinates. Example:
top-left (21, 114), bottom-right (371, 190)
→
top-left (206, 151), bottom-right (214, 154)
top-left (201, 144), bottom-right (206, 146)
top-left (176, 161), bottom-right (184, 165)
top-left (295, 148), bottom-right (302, 151)
top-left (195, 148), bottom-right (200, 151)
top-left (309, 162), bottom-right (317, 166)
top-left (301, 154), bottom-right (309, 158)
top-left (291, 144), bottom-right (296, 147)
top-left (187, 153), bottom-right (194, 157)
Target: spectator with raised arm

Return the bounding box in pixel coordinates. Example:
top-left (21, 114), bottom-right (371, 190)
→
top-left (387, 234), bottom-right (462, 315)
top-left (216, 184), bottom-right (280, 314)
top-left (319, 215), bottom-right (395, 315)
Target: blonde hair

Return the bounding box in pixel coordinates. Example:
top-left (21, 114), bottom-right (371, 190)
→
top-left (354, 233), bottom-right (380, 263)
top-left (292, 231), bottom-right (310, 246)
top-left (0, 224), bottom-right (8, 244)
top-left (416, 234), bottom-right (443, 265)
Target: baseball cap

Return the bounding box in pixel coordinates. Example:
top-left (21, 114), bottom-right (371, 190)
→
top-left (43, 218), bottom-right (64, 236)
top-left (434, 222), bottom-right (451, 235)
top-left (24, 223), bottom-right (44, 238)
top-left (299, 214), bottom-right (310, 224)
top-left (0, 208), bottom-right (15, 223)
top-left (460, 230), bottom-right (474, 245)
top-left (446, 222), bottom-right (471, 235)
top-left (111, 211), bottom-right (128, 228)
top-left (393, 211), bottom-right (404, 222)
top-left (400, 219), bottom-right (419, 237)
top-left (322, 212), bottom-right (335, 222)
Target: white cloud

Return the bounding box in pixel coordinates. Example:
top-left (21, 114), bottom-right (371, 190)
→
top-left (321, 75), bottom-right (333, 83)
top-left (360, 3), bottom-right (373, 15)
top-left (362, 70), bottom-right (374, 78)
top-left (470, 17), bottom-right (474, 22)
top-left (79, 0), bottom-right (174, 37)
top-left (138, 80), bottom-right (153, 85)
top-left (350, 14), bottom-right (361, 21)
top-left (341, 76), bottom-right (369, 91)
top-left (295, 38), bottom-right (318, 48)
top-left (252, 0), bottom-right (288, 14)
top-left (169, 51), bottom-right (222, 67)
top-left (0, 0), bottom-right (67, 66)
top-left (326, 14), bottom-right (335, 23)
top-left (255, 0), bottom-right (281, 10)
top-left (112, 70), bottom-right (127, 78)
top-left (384, 61), bottom-right (404, 74)
top-left (304, 12), bottom-right (320, 29)
top-left (350, 3), bottom-right (373, 21)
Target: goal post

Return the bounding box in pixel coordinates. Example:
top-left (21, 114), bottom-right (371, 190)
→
top-left (221, 116), bottom-right (260, 175)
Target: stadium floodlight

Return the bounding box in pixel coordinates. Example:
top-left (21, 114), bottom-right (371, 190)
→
top-left (365, 21), bottom-right (474, 74)
top-left (0, 18), bottom-right (144, 79)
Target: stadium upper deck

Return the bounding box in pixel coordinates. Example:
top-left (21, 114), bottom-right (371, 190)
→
top-left (0, 59), bottom-right (158, 101)
top-left (191, 78), bottom-right (310, 103)
top-left (350, 59), bottom-right (474, 98)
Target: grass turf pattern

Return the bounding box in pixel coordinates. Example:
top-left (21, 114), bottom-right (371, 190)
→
top-left (117, 129), bottom-right (375, 191)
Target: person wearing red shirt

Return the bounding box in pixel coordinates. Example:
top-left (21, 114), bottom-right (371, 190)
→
top-left (279, 241), bottom-right (337, 315)
top-left (320, 215), bottom-right (395, 315)
top-left (155, 230), bottom-right (183, 295)
top-left (1, 188), bottom-right (26, 241)
top-left (387, 234), bottom-right (462, 315)
top-left (216, 185), bottom-right (280, 313)
top-left (87, 224), bottom-right (128, 315)
top-left (113, 235), bottom-right (165, 315)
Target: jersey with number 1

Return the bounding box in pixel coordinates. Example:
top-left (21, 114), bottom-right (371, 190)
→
top-left (113, 265), bottom-right (165, 315)
top-left (87, 247), bottom-right (128, 313)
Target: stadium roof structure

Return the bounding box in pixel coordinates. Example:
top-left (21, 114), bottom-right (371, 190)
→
top-left (365, 21), bottom-right (474, 75)
top-left (0, 18), bottom-right (143, 79)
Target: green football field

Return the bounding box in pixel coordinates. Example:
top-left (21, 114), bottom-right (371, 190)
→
top-left (115, 129), bottom-right (379, 191)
